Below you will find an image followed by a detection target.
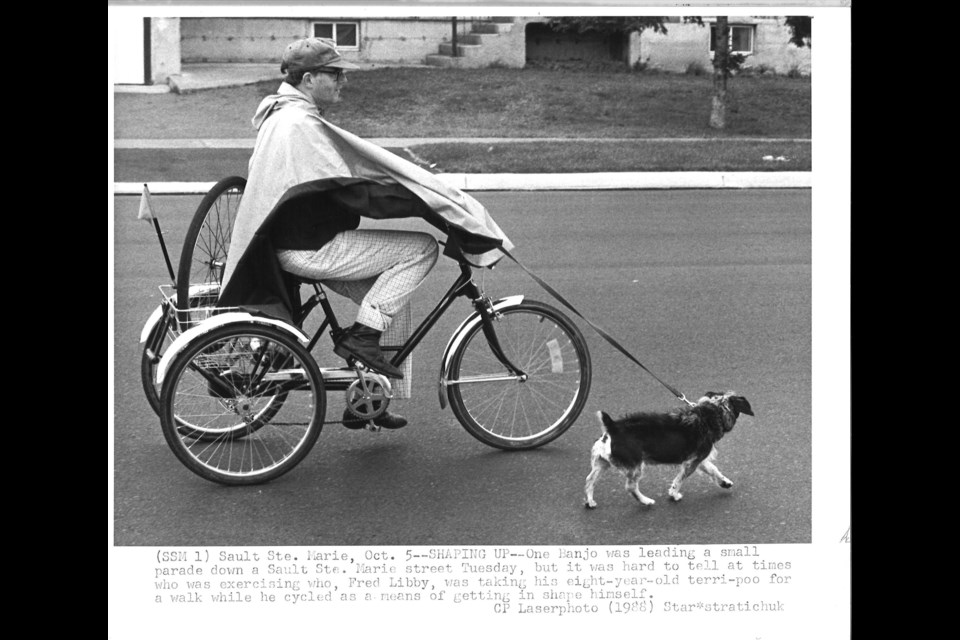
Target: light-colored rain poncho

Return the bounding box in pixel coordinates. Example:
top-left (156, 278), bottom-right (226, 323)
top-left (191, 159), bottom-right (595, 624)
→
top-left (218, 83), bottom-right (513, 322)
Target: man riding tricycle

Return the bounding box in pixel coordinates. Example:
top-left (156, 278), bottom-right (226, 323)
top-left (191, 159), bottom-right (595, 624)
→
top-left (140, 37), bottom-right (591, 485)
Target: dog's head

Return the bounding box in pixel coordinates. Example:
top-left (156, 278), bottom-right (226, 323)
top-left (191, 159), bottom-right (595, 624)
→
top-left (700, 391), bottom-right (754, 430)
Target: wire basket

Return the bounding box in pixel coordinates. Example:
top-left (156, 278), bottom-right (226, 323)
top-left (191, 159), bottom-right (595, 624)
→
top-left (158, 283), bottom-right (236, 332)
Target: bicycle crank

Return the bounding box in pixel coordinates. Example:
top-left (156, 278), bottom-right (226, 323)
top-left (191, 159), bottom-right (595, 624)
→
top-left (344, 370), bottom-right (393, 431)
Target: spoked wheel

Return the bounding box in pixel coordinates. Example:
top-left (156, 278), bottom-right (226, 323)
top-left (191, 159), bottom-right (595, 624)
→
top-left (141, 288), bottom-right (221, 418)
top-left (176, 176), bottom-right (245, 327)
top-left (447, 300), bottom-right (591, 450)
top-left (160, 323), bottom-right (325, 485)
top-left (141, 314), bottom-right (175, 417)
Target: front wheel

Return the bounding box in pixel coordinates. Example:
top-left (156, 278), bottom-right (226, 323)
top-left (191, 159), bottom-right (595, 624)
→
top-left (446, 300), bottom-right (591, 450)
top-left (159, 322), bottom-right (325, 485)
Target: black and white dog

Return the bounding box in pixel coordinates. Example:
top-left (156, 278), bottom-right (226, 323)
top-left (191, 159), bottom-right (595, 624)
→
top-left (584, 391), bottom-right (754, 509)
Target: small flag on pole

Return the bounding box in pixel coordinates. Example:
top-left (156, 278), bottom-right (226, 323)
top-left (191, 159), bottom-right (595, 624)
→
top-left (138, 183), bottom-right (155, 221)
top-left (137, 183), bottom-right (177, 284)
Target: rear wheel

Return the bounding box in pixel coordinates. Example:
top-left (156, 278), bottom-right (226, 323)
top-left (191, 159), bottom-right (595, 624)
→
top-left (446, 300), bottom-right (591, 450)
top-left (160, 323), bottom-right (325, 485)
top-left (176, 176), bottom-right (245, 328)
top-left (141, 313), bottom-right (173, 417)
top-left (141, 289), bottom-right (221, 417)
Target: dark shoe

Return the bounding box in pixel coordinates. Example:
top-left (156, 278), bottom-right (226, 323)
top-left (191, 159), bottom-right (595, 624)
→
top-left (334, 323), bottom-right (404, 379)
top-left (341, 408), bottom-right (408, 430)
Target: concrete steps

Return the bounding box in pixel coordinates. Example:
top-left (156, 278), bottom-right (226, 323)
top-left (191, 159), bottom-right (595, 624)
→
top-left (425, 54), bottom-right (488, 69)
top-left (472, 21), bottom-right (514, 34)
top-left (425, 18), bottom-right (515, 68)
top-left (438, 42), bottom-right (483, 57)
top-left (459, 33), bottom-right (502, 46)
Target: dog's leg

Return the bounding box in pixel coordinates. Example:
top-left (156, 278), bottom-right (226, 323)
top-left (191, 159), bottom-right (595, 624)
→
top-left (625, 465), bottom-right (655, 506)
top-left (669, 457), bottom-right (705, 502)
top-left (584, 442), bottom-right (609, 509)
top-left (698, 448), bottom-right (733, 489)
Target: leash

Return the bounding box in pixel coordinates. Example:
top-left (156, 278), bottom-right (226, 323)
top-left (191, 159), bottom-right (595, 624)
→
top-left (498, 247), bottom-right (695, 407)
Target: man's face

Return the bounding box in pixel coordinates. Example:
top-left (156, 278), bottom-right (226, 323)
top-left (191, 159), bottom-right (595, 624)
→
top-left (303, 69), bottom-right (345, 108)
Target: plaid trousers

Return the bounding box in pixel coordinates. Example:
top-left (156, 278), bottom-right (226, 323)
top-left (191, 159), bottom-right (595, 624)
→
top-left (276, 229), bottom-right (439, 398)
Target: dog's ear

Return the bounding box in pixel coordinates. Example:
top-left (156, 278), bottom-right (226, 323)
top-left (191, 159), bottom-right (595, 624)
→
top-left (729, 396), bottom-right (754, 417)
top-left (597, 411), bottom-right (616, 428)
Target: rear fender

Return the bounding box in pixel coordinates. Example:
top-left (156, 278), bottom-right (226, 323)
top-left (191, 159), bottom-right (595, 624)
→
top-left (139, 305), bottom-right (164, 344)
top-left (139, 282), bottom-right (220, 344)
top-left (437, 295), bottom-right (524, 409)
top-left (155, 313), bottom-right (310, 386)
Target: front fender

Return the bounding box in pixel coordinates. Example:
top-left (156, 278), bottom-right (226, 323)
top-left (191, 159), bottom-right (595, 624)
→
top-left (437, 295), bottom-right (524, 409)
top-left (155, 312), bottom-right (310, 387)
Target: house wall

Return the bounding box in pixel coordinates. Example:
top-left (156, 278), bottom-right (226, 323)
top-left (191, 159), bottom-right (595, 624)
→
top-left (361, 19), bottom-right (459, 64)
top-left (635, 17), bottom-right (811, 75)
top-left (180, 17), bottom-right (507, 65)
top-left (180, 18), bottom-right (307, 62)
top-left (151, 17), bottom-right (181, 82)
top-left (749, 18), bottom-right (811, 75)
top-left (176, 16), bottom-right (810, 74)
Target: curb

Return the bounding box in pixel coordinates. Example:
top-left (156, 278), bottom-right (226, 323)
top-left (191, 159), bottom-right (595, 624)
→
top-left (448, 172), bottom-right (810, 190)
top-left (167, 73), bottom-right (278, 94)
top-left (114, 137), bottom-right (812, 149)
top-left (114, 172), bottom-right (810, 195)
top-left (114, 84), bottom-right (171, 95)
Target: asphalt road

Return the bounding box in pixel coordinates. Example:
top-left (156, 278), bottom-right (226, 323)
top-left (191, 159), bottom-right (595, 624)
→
top-left (111, 188), bottom-right (811, 546)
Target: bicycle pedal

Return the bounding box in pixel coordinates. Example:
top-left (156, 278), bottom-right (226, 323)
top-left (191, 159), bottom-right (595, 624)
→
top-left (350, 359), bottom-right (368, 373)
top-left (364, 422), bottom-right (381, 433)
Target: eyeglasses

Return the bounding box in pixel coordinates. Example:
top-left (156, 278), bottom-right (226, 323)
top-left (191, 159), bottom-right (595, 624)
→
top-left (309, 67), bottom-right (345, 82)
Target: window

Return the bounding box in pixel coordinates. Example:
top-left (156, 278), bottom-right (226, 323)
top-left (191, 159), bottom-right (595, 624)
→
top-left (313, 22), bottom-right (359, 49)
top-left (709, 24), bottom-right (755, 55)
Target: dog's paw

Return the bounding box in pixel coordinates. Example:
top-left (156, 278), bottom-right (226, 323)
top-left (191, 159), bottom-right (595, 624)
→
top-left (669, 490), bottom-right (683, 502)
top-left (720, 479), bottom-right (733, 489)
top-left (585, 499), bottom-right (597, 509)
top-left (640, 497), bottom-right (655, 506)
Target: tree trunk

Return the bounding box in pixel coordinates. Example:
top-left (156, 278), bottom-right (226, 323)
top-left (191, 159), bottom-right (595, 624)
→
top-left (710, 17), bottom-right (729, 129)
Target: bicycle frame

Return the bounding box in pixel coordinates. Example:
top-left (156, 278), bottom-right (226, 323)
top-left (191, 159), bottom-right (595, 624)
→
top-left (293, 255), bottom-right (526, 390)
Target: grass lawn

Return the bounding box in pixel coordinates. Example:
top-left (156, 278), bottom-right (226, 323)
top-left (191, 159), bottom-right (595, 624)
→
top-left (326, 68), bottom-right (811, 139)
top-left (114, 67), bottom-right (810, 172)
